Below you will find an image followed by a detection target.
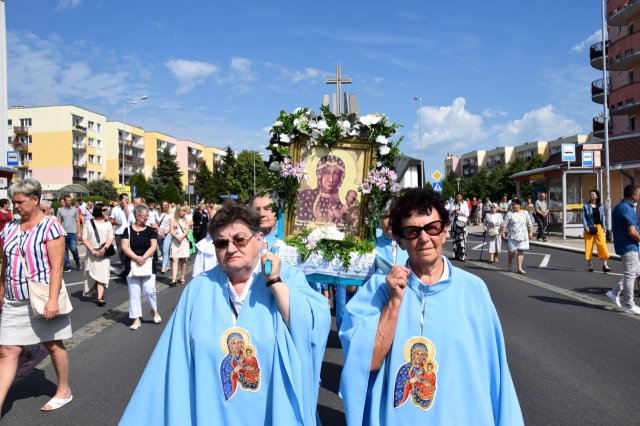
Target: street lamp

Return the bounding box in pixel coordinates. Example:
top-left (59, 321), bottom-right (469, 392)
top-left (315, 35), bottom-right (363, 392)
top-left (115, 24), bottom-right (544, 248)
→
top-left (414, 96), bottom-right (424, 187)
top-left (600, 0), bottom-right (612, 241)
top-left (456, 177), bottom-right (461, 192)
top-left (121, 95), bottom-right (148, 192)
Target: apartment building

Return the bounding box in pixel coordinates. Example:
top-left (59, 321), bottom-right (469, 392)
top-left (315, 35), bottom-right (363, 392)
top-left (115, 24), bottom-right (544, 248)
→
top-left (485, 146), bottom-right (515, 170)
top-left (461, 150), bottom-right (486, 178)
top-left (106, 121), bottom-right (146, 188)
top-left (444, 153), bottom-right (461, 177)
top-left (8, 105), bottom-right (107, 185)
top-left (514, 140), bottom-right (548, 162)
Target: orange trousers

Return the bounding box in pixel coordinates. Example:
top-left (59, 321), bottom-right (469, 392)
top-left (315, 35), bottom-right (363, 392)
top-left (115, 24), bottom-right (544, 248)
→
top-left (584, 224), bottom-right (609, 261)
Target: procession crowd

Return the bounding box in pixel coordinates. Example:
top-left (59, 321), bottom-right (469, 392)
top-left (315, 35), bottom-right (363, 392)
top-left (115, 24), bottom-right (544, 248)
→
top-left (0, 177), bottom-right (638, 424)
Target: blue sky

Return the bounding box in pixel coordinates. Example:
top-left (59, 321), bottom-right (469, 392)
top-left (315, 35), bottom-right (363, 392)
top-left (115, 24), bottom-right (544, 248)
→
top-left (6, 1), bottom-right (603, 180)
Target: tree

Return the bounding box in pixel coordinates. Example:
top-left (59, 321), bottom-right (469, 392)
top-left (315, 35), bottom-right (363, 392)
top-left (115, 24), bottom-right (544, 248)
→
top-left (487, 165), bottom-right (508, 202)
top-left (147, 167), bottom-right (164, 203)
top-left (194, 161), bottom-right (214, 202)
top-left (87, 178), bottom-right (118, 200)
top-left (129, 172), bottom-right (149, 200)
top-left (467, 170), bottom-right (491, 200)
top-left (157, 147), bottom-right (184, 196)
top-left (226, 150), bottom-right (269, 203)
top-left (163, 181), bottom-right (182, 204)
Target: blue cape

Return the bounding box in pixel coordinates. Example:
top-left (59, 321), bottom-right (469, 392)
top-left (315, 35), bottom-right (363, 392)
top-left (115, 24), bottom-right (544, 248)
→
top-left (120, 263), bottom-right (331, 425)
top-left (339, 257), bottom-right (523, 425)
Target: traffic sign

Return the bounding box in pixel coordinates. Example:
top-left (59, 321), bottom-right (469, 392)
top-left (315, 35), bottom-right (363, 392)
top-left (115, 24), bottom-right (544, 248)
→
top-left (431, 170), bottom-right (443, 182)
top-left (561, 144), bottom-right (576, 162)
top-left (583, 143), bottom-right (603, 151)
top-left (431, 181), bottom-right (443, 192)
top-left (6, 151), bottom-right (18, 166)
top-left (582, 151), bottom-right (593, 167)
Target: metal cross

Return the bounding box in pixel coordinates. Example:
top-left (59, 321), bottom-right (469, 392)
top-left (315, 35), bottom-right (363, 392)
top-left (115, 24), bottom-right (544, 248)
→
top-left (325, 65), bottom-right (352, 115)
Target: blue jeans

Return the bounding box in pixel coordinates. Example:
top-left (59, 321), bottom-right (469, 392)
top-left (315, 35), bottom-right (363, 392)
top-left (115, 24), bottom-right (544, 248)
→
top-left (162, 234), bottom-right (172, 270)
top-left (64, 233), bottom-right (80, 268)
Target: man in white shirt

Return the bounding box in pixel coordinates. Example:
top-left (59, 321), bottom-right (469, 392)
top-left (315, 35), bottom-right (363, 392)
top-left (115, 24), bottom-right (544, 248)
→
top-left (109, 193), bottom-right (130, 275)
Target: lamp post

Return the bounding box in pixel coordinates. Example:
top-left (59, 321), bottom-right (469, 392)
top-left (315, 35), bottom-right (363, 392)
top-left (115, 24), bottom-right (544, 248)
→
top-left (121, 96), bottom-right (148, 192)
top-left (600, 0), bottom-right (612, 241)
top-left (456, 177), bottom-right (461, 192)
top-left (414, 96), bottom-right (424, 187)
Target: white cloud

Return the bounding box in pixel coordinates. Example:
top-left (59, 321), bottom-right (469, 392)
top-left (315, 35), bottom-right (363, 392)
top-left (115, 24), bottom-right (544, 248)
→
top-left (419, 97), bottom-right (486, 147)
top-left (165, 59), bottom-right (220, 94)
top-left (228, 57), bottom-right (256, 92)
top-left (267, 64), bottom-right (331, 84)
top-left (7, 31), bottom-right (132, 106)
top-left (493, 105), bottom-right (583, 145)
top-left (482, 107), bottom-right (508, 118)
top-left (56, 0), bottom-right (82, 10)
top-left (572, 30), bottom-right (603, 53)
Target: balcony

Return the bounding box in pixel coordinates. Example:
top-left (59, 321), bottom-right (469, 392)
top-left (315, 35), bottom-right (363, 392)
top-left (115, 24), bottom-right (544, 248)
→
top-left (72, 142), bottom-right (86, 151)
top-left (592, 116), bottom-right (613, 138)
top-left (13, 126), bottom-right (28, 135)
top-left (72, 177), bottom-right (88, 185)
top-left (591, 78), bottom-right (610, 104)
top-left (131, 156), bottom-right (144, 165)
top-left (590, 41), bottom-right (609, 70)
top-left (72, 159), bottom-right (86, 168)
top-left (608, 31), bottom-right (640, 70)
top-left (13, 142), bottom-right (29, 152)
top-left (72, 125), bottom-right (87, 135)
top-left (608, 0), bottom-right (640, 26)
top-left (119, 138), bottom-right (134, 147)
top-left (17, 161), bottom-right (30, 170)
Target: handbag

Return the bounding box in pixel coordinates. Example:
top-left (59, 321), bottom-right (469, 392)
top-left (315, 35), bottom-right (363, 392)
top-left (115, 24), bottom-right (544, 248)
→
top-left (588, 226), bottom-right (598, 235)
top-left (487, 227), bottom-right (499, 237)
top-left (16, 229), bottom-right (73, 318)
top-left (90, 219), bottom-right (116, 257)
top-left (128, 226), bottom-right (153, 277)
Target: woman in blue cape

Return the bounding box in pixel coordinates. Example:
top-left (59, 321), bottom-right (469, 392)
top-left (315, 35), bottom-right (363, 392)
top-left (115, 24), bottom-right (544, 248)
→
top-left (120, 202), bottom-right (331, 425)
top-left (339, 188), bottom-right (523, 425)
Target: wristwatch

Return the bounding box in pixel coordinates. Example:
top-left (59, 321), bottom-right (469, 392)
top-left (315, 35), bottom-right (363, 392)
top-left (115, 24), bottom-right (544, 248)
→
top-left (266, 276), bottom-right (282, 287)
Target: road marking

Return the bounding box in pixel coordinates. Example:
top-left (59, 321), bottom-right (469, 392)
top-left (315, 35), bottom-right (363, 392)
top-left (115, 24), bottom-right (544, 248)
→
top-left (442, 250), bottom-right (640, 321)
top-left (538, 254), bottom-right (551, 268)
top-left (34, 266), bottom-right (193, 371)
top-left (65, 276), bottom-right (120, 287)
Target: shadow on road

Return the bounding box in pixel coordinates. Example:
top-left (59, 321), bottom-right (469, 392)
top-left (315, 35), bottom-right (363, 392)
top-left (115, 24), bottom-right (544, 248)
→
top-left (528, 295), bottom-right (602, 309)
top-left (1, 370), bottom-right (56, 416)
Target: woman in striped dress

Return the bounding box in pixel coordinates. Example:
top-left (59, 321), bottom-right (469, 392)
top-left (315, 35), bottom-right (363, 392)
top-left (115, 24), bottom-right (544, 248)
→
top-left (0, 179), bottom-right (73, 412)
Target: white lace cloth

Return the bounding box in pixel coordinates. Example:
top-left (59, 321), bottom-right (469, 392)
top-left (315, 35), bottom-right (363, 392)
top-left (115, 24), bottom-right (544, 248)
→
top-left (274, 241), bottom-right (376, 281)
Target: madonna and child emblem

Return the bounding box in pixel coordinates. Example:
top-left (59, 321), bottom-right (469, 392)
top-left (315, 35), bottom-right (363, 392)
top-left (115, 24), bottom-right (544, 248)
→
top-left (219, 327), bottom-right (261, 401)
top-left (393, 336), bottom-right (438, 410)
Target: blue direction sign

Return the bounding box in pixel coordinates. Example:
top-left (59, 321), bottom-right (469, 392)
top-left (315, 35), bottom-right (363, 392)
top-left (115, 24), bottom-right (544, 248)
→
top-left (220, 194), bottom-right (239, 200)
top-left (431, 181), bottom-right (443, 192)
top-left (6, 151), bottom-right (18, 166)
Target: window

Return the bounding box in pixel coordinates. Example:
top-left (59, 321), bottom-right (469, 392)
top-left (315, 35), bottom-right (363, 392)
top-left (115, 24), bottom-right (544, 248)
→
top-left (629, 116), bottom-right (636, 131)
top-left (88, 121), bottom-right (94, 130)
top-left (89, 171), bottom-right (95, 179)
top-left (89, 154), bottom-right (95, 163)
top-left (629, 23), bottom-right (635, 35)
top-left (97, 156), bottom-right (102, 165)
top-left (97, 139), bottom-right (102, 149)
top-left (24, 170), bottom-right (32, 179)
top-left (21, 153), bottom-right (32, 162)
top-left (7, 119), bottom-right (11, 126)
top-left (629, 71), bottom-right (635, 85)
top-left (96, 123), bottom-right (102, 132)
top-left (19, 135), bottom-right (32, 144)
top-left (97, 172), bottom-right (102, 178)
top-left (88, 138), bottom-right (95, 147)
top-left (74, 135), bottom-right (83, 144)
top-left (20, 118), bottom-right (32, 127)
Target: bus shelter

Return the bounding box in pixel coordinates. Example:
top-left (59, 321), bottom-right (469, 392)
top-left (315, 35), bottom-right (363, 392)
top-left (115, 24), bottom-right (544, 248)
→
top-left (510, 164), bottom-right (602, 239)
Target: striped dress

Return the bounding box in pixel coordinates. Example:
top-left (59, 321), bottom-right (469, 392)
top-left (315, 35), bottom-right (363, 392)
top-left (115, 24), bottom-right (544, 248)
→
top-left (0, 216), bottom-right (72, 345)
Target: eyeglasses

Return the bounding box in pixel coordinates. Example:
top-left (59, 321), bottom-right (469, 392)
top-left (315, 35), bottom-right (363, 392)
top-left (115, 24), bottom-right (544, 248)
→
top-left (400, 220), bottom-right (446, 240)
top-left (213, 234), bottom-right (255, 250)
top-left (102, 208), bottom-right (108, 212)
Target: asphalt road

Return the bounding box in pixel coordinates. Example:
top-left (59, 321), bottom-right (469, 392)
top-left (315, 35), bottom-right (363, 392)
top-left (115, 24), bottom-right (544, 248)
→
top-left (1, 238), bottom-right (638, 425)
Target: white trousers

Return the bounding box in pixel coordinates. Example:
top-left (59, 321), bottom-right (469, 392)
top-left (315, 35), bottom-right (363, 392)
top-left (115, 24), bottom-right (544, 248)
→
top-left (127, 275), bottom-right (158, 319)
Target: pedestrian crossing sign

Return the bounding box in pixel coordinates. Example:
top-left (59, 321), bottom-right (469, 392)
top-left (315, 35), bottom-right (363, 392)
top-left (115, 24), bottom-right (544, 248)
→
top-left (432, 181), bottom-right (443, 192)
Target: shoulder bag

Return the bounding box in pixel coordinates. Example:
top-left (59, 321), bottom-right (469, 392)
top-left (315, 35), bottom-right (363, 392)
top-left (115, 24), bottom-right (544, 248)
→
top-left (90, 219), bottom-right (116, 257)
top-left (128, 226), bottom-right (153, 277)
top-left (17, 227), bottom-right (73, 318)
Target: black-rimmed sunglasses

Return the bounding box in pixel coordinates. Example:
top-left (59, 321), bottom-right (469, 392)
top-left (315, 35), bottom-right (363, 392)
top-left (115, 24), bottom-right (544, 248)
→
top-left (213, 234), bottom-right (255, 250)
top-left (400, 220), bottom-right (446, 240)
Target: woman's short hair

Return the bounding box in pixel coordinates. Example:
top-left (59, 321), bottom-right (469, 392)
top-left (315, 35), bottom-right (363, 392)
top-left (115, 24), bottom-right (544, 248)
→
top-left (511, 198), bottom-right (522, 206)
top-left (0, 198), bottom-right (8, 208)
top-left (92, 204), bottom-right (105, 218)
top-left (390, 188), bottom-right (450, 238)
top-left (9, 178), bottom-right (42, 202)
top-left (491, 202), bottom-right (499, 209)
top-left (133, 203), bottom-right (149, 219)
top-left (209, 201), bottom-right (261, 239)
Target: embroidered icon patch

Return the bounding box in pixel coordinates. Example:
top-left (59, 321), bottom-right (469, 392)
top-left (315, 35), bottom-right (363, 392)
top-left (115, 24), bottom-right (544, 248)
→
top-left (219, 327), bottom-right (261, 401)
top-left (393, 336), bottom-right (438, 410)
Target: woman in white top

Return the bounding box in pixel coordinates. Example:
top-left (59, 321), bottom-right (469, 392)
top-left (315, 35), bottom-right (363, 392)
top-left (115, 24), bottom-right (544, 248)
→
top-left (502, 198), bottom-right (533, 274)
top-left (483, 203), bottom-right (503, 264)
top-left (81, 204), bottom-right (114, 305)
top-left (169, 206), bottom-right (190, 286)
top-left (155, 201), bottom-right (172, 274)
top-left (451, 191), bottom-right (469, 262)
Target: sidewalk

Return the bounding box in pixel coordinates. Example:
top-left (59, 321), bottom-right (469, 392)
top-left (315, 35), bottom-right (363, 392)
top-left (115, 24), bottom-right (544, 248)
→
top-left (464, 224), bottom-right (621, 261)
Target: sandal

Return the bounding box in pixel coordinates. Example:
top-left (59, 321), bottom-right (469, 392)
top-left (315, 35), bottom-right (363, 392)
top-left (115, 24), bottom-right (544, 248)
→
top-left (41, 394), bottom-right (73, 411)
top-left (181, 278), bottom-right (186, 286)
top-left (96, 299), bottom-right (106, 306)
top-left (170, 280), bottom-right (177, 287)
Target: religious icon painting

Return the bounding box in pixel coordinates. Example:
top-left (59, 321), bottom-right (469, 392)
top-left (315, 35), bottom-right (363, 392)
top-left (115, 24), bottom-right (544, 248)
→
top-left (219, 327), bottom-right (261, 401)
top-left (288, 137), bottom-right (375, 239)
top-left (393, 336), bottom-right (438, 411)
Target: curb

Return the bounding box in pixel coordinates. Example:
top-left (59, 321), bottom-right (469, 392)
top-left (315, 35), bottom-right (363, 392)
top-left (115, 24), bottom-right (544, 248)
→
top-left (467, 231), bottom-right (622, 261)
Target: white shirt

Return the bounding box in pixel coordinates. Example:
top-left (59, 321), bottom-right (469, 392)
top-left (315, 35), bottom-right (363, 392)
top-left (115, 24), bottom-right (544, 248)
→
top-left (147, 209), bottom-right (158, 227)
top-left (109, 205), bottom-right (128, 235)
top-left (226, 261), bottom-right (262, 316)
